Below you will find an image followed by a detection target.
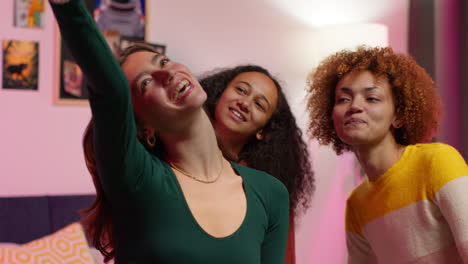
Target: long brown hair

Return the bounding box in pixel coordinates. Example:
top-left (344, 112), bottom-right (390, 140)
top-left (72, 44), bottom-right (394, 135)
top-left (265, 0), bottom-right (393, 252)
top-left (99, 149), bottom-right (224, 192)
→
top-left (81, 119), bottom-right (114, 262)
top-left (80, 43), bottom-right (163, 262)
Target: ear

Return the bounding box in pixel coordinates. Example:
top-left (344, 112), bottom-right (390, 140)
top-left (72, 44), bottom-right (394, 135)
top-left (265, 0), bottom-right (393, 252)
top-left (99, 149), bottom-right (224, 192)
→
top-left (256, 130), bottom-right (264, 140)
top-left (144, 127), bottom-right (156, 137)
top-left (392, 118), bottom-right (403, 129)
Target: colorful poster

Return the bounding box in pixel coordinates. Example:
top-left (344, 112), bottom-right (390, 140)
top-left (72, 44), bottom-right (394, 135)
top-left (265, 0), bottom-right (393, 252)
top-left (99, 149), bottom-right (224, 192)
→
top-left (62, 60), bottom-right (84, 97)
top-left (2, 40), bottom-right (39, 90)
top-left (94, 0), bottom-right (146, 39)
top-left (14, 0), bottom-right (45, 28)
top-left (56, 0), bottom-right (147, 103)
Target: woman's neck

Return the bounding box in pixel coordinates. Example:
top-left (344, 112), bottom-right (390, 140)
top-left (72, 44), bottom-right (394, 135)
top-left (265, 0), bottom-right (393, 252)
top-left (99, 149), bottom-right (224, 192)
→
top-left (211, 123), bottom-right (250, 162)
top-left (216, 134), bottom-right (246, 162)
top-left (353, 137), bottom-right (406, 182)
top-left (161, 109), bottom-right (224, 180)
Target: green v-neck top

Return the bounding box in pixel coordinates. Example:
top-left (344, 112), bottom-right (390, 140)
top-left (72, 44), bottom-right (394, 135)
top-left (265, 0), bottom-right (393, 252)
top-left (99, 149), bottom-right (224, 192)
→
top-left (50, 1), bottom-right (289, 263)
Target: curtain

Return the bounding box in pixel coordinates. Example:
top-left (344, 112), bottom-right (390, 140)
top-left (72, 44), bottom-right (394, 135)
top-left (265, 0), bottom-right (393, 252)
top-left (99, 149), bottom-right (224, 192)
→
top-left (409, 0), bottom-right (468, 159)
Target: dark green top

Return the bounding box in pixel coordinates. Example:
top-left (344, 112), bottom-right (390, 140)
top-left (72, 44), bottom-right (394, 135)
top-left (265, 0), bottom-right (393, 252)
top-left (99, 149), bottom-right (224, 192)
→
top-left (50, 1), bottom-right (289, 263)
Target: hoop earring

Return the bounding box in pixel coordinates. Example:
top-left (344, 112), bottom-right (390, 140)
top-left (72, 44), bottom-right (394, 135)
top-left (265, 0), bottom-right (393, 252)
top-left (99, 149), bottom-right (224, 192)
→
top-left (146, 135), bottom-right (156, 148)
top-left (256, 131), bottom-right (263, 141)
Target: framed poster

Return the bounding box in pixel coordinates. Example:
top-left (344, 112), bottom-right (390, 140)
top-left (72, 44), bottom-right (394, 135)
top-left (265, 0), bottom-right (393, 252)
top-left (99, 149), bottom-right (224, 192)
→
top-left (14, 0), bottom-right (45, 28)
top-left (2, 40), bottom-right (39, 91)
top-left (54, 0), bottom-right (148, 105)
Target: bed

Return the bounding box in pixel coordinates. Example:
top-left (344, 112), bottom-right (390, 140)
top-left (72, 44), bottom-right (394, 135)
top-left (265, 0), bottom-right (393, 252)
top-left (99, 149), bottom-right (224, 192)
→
top-left (0, 195), bottom-right (108, 263)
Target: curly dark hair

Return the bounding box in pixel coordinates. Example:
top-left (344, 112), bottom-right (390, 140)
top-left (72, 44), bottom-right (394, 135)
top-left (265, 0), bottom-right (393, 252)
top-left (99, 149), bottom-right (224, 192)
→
top-left (199, 65), bottom-right (315, 217)
top-left (306, 46), bottom-right (442, 155)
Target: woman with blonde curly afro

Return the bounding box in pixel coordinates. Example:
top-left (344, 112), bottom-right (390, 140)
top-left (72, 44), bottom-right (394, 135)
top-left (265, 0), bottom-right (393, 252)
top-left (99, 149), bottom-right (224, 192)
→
top-left (307, 46), bottom-right (468, 264)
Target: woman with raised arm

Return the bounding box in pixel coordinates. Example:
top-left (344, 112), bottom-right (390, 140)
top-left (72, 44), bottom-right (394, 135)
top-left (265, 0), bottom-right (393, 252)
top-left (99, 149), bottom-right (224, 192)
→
top-left (49, 0), bottom-right (289, 263)
top-left (307, 46), bottom-right (468, 264)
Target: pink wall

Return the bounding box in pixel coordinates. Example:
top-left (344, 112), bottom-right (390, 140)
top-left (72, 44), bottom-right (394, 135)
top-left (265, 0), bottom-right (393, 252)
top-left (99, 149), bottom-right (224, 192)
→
top-left (376, 0), bottom-right (408, 54)
top-left (0, 2), bottom-right (92, 196)
top-left (1, 0), bottom-right (408, 263)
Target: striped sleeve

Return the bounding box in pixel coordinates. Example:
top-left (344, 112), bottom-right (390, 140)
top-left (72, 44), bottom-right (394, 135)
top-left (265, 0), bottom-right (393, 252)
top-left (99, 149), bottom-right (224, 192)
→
top-left (431, 145), bottom-right (468, 262)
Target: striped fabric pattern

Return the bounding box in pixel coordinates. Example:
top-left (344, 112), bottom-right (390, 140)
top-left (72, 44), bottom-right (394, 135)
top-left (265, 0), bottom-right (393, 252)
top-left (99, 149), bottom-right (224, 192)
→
top-left (0, 222), bottom-right (95, 264)
top-left (346, 143), bottom-right (468, 264)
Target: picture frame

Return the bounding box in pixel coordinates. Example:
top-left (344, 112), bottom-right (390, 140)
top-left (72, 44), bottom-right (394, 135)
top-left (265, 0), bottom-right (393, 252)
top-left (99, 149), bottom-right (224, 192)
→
top-left (2, 40), bottom-right (39, 91)
top-left (54, 0), bottom-right (149, 105)
top-left (14, 0), bottom-right (46, 28)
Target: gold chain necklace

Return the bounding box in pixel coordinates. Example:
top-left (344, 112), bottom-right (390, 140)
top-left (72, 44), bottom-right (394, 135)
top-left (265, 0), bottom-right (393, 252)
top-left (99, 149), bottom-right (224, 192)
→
top-left (168, 154), bottom-right (224, 184)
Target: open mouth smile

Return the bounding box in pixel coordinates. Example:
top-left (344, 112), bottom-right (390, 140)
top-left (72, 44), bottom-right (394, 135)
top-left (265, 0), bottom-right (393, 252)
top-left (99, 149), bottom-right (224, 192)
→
top-left (172, 79), bottom-right (193, 103)
top-left (228, 107), bottom-right (247, 122)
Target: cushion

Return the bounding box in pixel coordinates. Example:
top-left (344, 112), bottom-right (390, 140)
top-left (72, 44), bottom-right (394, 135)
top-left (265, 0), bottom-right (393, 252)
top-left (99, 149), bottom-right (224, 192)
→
top-left (0, 243), bottom-right (17, 248)
top-left (0, 222), bottom-right (95, 264)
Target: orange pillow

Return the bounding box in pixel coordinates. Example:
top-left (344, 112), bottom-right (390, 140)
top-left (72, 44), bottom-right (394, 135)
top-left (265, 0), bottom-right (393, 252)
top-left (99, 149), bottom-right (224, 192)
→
top-left (0, 222), bottom-right (95, 264)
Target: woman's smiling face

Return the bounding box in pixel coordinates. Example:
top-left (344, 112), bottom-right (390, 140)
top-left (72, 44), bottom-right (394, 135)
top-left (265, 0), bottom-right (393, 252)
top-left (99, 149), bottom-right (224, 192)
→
top-left (122, 51), bottom-right (207, 133)
top-left (332, 70), bottom-right (399, 148)
top-left (213, 71), bottom-right (278, 141)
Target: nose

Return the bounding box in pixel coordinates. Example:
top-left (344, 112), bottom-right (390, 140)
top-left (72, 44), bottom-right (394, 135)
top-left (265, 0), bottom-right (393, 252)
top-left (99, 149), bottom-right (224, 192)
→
top-left (347, 98), bottom-right (363, 115)
top-left (151, 70), bottom-right (173, 86)
top-left (237, 100), bottom-right (250, 113)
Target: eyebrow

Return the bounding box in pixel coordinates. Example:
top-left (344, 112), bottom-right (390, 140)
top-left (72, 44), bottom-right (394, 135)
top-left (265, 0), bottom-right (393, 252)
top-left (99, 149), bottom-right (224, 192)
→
top-left (130, 53), bottom-right (162, 92)
top-left (259, 94), bottom-right (271, 109)
top-left (338, 87), bottom-right (378, 93)
top-left (131, 71), bottom-right (150, 93)
top-left (238, 81), bottom-right (252, 89)
top-left (237, 81), bottom-right (272, 109)
top-left (151, 53), bottom-right (162, 65)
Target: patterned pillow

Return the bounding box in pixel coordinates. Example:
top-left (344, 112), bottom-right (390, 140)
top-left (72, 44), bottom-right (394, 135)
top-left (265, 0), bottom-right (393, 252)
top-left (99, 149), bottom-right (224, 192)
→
top-left (0, 222), bottom-right (95, 264)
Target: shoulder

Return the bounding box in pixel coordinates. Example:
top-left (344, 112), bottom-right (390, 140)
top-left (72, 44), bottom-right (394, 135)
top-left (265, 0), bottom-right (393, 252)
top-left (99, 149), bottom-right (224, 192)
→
top-left (410, 142), bottom-right (459, 158)
top-left (232, 162), bottom-right (289, 202)
top-left (345, 182), bottom-right (370, 234)
top-left (346, 180), bottom-right (368, 206)
top-left (410, 143), bottom-right (468, 193)
top-left (413, 142), bottom-right (455, 151)
top-left (409, 143), bottom-right (465, 168)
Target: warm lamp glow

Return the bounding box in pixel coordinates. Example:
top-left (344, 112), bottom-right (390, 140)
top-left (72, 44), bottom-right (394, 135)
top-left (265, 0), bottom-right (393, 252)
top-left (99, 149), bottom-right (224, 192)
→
top-left (312, 23), bottom-right (388, 62)
top-left (271, 0), bottom-right (398, 27)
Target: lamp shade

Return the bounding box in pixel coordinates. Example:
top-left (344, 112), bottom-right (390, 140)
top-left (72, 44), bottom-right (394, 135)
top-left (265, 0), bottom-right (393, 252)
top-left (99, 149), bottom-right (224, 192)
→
top-left (313, 23), bottom-right (388, 63)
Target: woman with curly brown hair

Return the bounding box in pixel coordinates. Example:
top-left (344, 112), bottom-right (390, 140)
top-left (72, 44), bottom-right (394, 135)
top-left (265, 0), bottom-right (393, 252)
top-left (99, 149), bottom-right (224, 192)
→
top-left (200, 65), bottom-right (315, 264)
top-left (307, 46), bottom-right (468, 264)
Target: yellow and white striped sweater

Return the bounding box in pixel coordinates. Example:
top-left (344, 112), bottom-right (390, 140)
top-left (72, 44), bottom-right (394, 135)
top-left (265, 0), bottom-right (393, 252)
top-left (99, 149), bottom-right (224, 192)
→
top-left (346, 143), bottom-right (468, 264)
